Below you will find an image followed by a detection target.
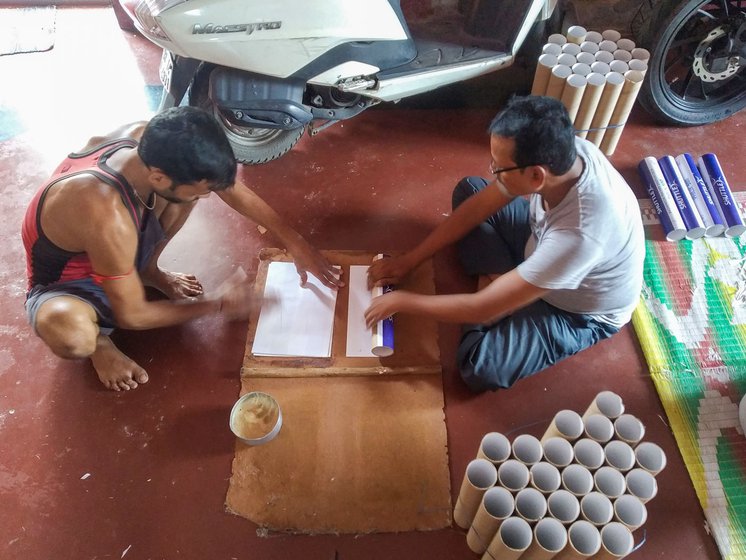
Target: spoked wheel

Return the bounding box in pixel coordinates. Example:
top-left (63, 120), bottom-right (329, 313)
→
top-left (633, 0), bottom-right (746, 125)
top-left (190, 70), bottom-right (305, 164)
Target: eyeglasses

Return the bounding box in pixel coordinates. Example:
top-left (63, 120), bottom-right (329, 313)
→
top-left (489, 162), bottom-right (538, 177)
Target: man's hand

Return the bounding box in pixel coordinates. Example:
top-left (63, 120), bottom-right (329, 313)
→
top-left (367, 254), bottom-right (415, 288)
top-left (289, 240), bottom-right (344, 289)
top-left (364, 291), bottom-right (406, 329)
top-left (215, 268), bottom-right (258, 320)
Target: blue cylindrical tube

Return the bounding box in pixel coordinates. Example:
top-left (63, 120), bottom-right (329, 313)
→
top-left (675, 154), bottom-right (725, 237)
top-left (658, 155), bottom-right (705, 239)
top-left (371, 254), bottom-right (394, 357)
top-left (637, 157), bottom-right (686, 241)
top-left (697, 153), bottom-right (746, 238)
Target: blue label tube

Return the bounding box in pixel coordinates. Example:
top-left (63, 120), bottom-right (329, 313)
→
top-left (698, 153), bottom-right (745, 238)
top-left (675, 153), bottom-right (725, 237)
top-left (638, 157), bottom-right (686, 241)
top-left (371, 254), bottom-right (394, 357)
top-left (658, 155), bottom-right (705, 239)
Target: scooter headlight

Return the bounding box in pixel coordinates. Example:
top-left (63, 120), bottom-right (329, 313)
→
top-left (134, 0), bottom-right (187, 41)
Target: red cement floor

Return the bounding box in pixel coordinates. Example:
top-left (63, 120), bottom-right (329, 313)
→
top-left (1, 7), bottom-right (743, 560)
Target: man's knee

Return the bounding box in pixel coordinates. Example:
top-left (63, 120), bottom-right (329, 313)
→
top-left (457, 328), bottom-right (514, 393)
top-left (35, 300), bottom-right (98, 359)
top-left (452, 176), bottom-right (489, 211)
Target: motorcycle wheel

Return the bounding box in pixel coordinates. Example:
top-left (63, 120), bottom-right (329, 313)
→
top-left (633, 0), bottom-right (746, 125)
top-left (190, 72), bottom-right (305, 165)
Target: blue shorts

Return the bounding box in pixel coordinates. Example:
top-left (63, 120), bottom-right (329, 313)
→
top-left (25, 278), bottom-right (117, 336)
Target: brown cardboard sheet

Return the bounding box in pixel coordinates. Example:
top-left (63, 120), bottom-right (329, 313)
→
top-left (225, 375), bottom-right (452, 534)
top-left (242, 249), bottom-right (441, 377)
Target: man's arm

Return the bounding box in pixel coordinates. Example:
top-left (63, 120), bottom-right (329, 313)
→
top-left (216, 181), bottom-right (343, 288)
top-left (368, 181), bottom-right (512, 286)
top-left (365, 269), bottom-right (548, 327)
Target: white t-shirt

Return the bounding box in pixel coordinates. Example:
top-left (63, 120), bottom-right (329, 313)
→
top-left (517, 137), bottom-right (645, 328)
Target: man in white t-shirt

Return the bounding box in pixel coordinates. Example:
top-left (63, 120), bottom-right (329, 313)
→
top-left (365, 95), bottom-right (645, 392)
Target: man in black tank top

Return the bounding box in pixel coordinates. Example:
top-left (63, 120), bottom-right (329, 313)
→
top-left (22, 107), bottom-right (344, 391)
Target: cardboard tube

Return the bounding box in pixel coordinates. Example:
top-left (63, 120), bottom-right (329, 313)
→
top-left (561, 74), bottom-right (587, 123)
top-left (543, 42), bottom-right (563, 55)
top-left (698, 153), bottom-right (746, 237)
top-left (543, 436), bottom-right (575, 468)
top-left (594, 466), bottom-right (626, 499)
top-left (613, 414), bottom-right (646, 446)
top-left (584, 414), bottom-right (614, 443)
top-left (597, 522), bottom-right (635, 560)
top-left (497, 459), bottom-right (530, 492)
top-left (638, 157), bottom-right (688, 241)
top-left (613, 49), bottom-right (632, 62)
top-left (566, 25), bottom-right (587, 45)
top-left (580, 492), bottom-right (614, 526)
top-left (586, 72), bottom-right (624, 146)
top-left (627, 58), bottom-right (648, 73)
top-left (634, 442), bottom-right (667, 475)
top-left (561, 464), bottom-right (594, 497)
top-left (599, 40), bottom-right (617, 53)
top-left (530, 462), bottom-right (562, 494)
top-left (613, 495), bottom-right (647, 531)
top-left (616, 38), bottom-right (636, 52)
top-left (532, 54), bottom-right (559, 95)
top-left (370, 255), bottom-right (394, 356)
top-left (562, 42), bottom-right (582, 56)
top-left (571, 63), bottom-right (592, 77)
top-left (573, 439), bottom-right (605, 471)
top-left (524, 517), bottom-right (568, 560)
top-left (660, 154), bottom-right (707, 238)
top-left (582, 391), bottom-right (624, 420)
top-left (631, 47), bottom-right (650, 61)
top-left (609, 59), bottom-right (629, 74)
top-left (515, 487), bottom-right (548, 522)
top-left (625, 468), bottom-right (658, 503)
top-left (580, 41), bottom-right (599, 54)
top-left (512, 434), bottom-right (544, 466)
top-left (590, 61), bottom-right (611, 75)
top-left (542, 410), bottom-right (584, 442)
top-left (585, 30), bottom-right (603, 43)
top-left (602, 29), bottom-right (622, 41)
top-left (548, 33), bottom-right (568, 45)
top-left (604, 440), bottom-right (635, 472)
top-left (576, 52), bottom-right (596, 65)
top-left (558, 53), bottom-right (577, 67)
top-left (477, 432), bottom-right (512, 465)
top-left (555, 520), bottom-right (602, 559)
top-left (467, 486), bottom-right (515, 554)
top-left (573, 72), bottom-right (605, 139)
top-left (547, 489), bottom-right (581, 525)
top-left (594, 50), bottom-right (614, 64)
top-left (483, 517), bottom-right (533, 560)
top-left (676, 153), bottom-right (725, 236)
top-left (454, 458), bottom-right (498, 529)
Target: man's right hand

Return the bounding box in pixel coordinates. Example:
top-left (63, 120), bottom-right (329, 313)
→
top-left (215, 268), bottom-right (256, 320)
top-left (367, 254), bottom-right (416, 288)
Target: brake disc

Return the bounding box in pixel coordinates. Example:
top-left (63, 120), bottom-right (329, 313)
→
top-left (693, 25), bottom-right (742, 82)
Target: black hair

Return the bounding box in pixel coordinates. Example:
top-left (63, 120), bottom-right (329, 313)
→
top-left (138, 106), bottom-right (236, 190)
top-left (488, 95), bottom-right (576, 175)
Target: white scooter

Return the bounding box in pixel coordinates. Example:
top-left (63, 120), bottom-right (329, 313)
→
top-left (118, 0), bottom-right (561, 163)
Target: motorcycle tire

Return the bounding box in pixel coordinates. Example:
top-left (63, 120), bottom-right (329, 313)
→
top-left (190, 71), bottom-right (305, 165)
top-left (633, 0), bottom-right (746, 126)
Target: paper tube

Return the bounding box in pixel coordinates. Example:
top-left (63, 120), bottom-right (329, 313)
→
top-left (370, 254), bottom-right (394, 356)
top-left (512, 434), bottom-right (543, 466)
top-left (548, 33), bottom-right (568, 45)
top-left (638, 157), bottom-right (688, 241)
top-left (573, 72), bottom-right (605, 139)
top-left (585, 30), bottom-right (603, 43)
top-left (573, 439), bottom-right (605, 471)
top-left (613, 414), bottom-right (646, 446)
top-left (616, 38), bottom-right (636, 52)
top-left (634, 442), bottom-right (667, 475)
top-left (542, 409), bottom-right (584, 442)
top-left (530, 462), bottom-right (562, 494)
top-left (584, 414), bottom-right (614, 443)
top-left (483, 517), bottom-right (533, 560)
top-left (545, 65), bottom-right (573, 100)
top-left (604, 440), bottom-right (636, 472)
top-left (602, 29), bottom-right (622, 42)
top-left (597, 522), bottom-right (634, 560)
top-left (627, 58), bottom-right (648, 73)
top-left (613, 49), bottom-right (632, 62)
top-left (583, 391), bottom-right (624, 420)
top-left (543, 42), bottom-right (563, 55)
top-left (561, 464), bottom-right (594, 497)
top-left (524, 517), bottom-right (568, 560)
top-left (554, 520), bottom-right (602, 560)
top-left (558, 53), bottom-right (577, 67)
top-left (561, 74), bottom-right (587, 123)
top-left (497, 459), bottom-right (530, 492)
top-left (477, 432), bottom-right (512, 465)
top-left (580, 492), bottom-right (614, 526)
top-left (562, 42), bottom-right (582, 56)
top-left (571, 63), bottom-right (592, 77)
top-left (467, 486), bottom-right (515, 554)
top-left (543, 436), bottom-right (575, 468)
top-left (608, 59), bottom-right (629, 74)
top-left (454, 458), bottom-right (498, 528)
top-left (532, 54), bottom-right (559, 95)
top-left (657, 155), bottom-right (706, 239)
top-left (580, 41), bottom-right (599, 54)
top-left (698, 153), bottom-right (746, 237)
top-left (590, 61), bottom-right (611, 75)
top-left (547, 489), bottom-right (581, 525)
top-left (515, 487), bottom-right (548, 522)
top-left (599, 39), bottom-right (617, 53)
top-left (631, 47), bottom-right (650, 61)
top-left (625, 468), bottom-right (658, 503)
top-left (576, 52), bottom-right (596, 65)
top-left (566, 25), bottom-right (587, 45)
top-left (677, 153), bottom-right (725, 235)
top-left (594, 466), bottom-right (627, 499)
top-left (613, 495), bottom-right (647, 531)
top-left (594, 50), bottom-right (614, 64)
top-left (586, 72), bottom-right (624, 147)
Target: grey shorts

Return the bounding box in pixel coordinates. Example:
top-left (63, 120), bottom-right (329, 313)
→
top-left (25, 278), bottom-right (117, 336)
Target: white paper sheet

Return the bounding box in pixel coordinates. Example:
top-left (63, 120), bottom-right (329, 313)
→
top-left (252, 261), bottom-right (338, 357)
top-left (346, 265), bottom-right (377, 357)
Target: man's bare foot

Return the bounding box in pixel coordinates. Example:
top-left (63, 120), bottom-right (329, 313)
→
top-left (141, 267), bottom-right (203, 299)
top-left (91, 335), bottom-right (149, 391)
